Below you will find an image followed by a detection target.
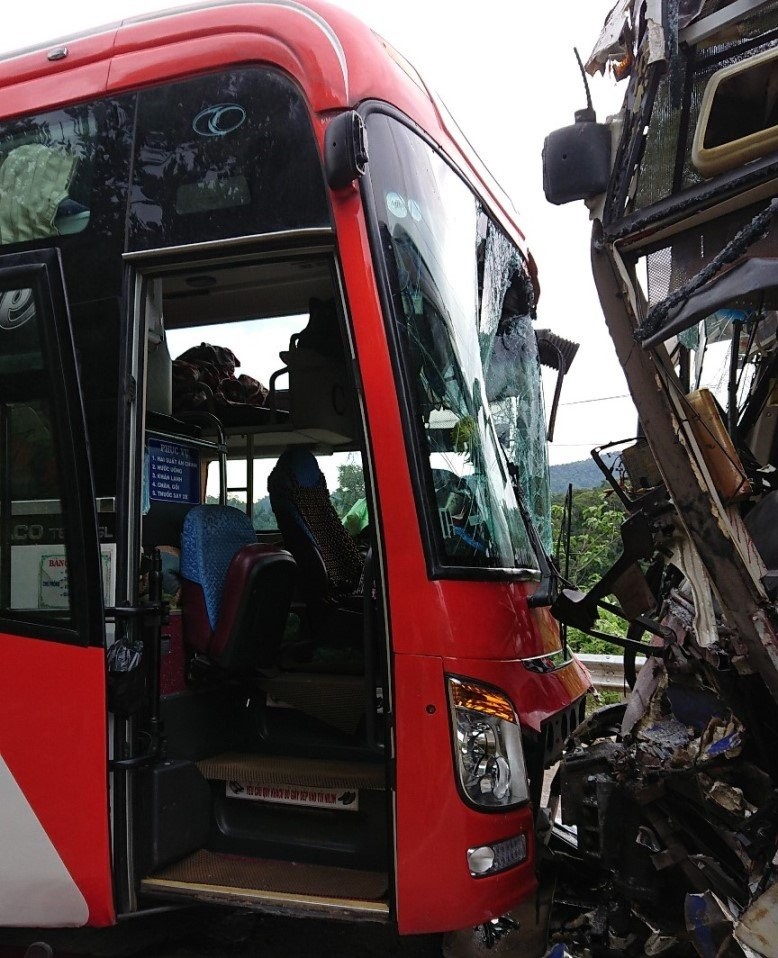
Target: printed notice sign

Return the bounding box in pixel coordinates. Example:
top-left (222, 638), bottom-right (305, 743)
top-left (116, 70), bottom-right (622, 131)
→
top-left (39, 554), bottom-right (69, 608)
top-left (38, 551), bottom-right (112, 608)
top-left (148, 438), bottom-right (199, 505)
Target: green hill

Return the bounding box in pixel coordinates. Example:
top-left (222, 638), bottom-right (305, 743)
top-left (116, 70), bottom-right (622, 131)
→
top-left (549, 456), bottom-right (613, 493)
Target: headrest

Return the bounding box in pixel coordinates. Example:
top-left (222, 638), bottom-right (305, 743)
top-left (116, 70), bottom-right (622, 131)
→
top-left (270, 448), bottom-right (326, 490)
top-left (181, 505), bottom-right (256, 629)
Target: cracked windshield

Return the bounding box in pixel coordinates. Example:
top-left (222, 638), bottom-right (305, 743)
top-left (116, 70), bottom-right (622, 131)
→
top-left (366, 113), bottom-right (548, 569)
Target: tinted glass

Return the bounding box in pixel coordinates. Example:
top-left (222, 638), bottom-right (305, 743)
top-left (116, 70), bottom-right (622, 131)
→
top-left (0, 285), bottom-right (73, 622)
top-left (129, 68), bottom-right (331, 250)
top-left (0, 97), bottom-right (134, 499)
top-left (0, 108), bottom-right (97, 244)
top-left (480, 224), bottom-right (552, 552)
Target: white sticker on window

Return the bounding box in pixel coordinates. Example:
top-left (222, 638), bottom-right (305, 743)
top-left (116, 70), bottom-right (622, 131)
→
top-left (386, 191), bottom-right (407, 218)
top-left (39, 554), bottom-right (69, 609)
top-left (407, 199), bottom-right (422, 222)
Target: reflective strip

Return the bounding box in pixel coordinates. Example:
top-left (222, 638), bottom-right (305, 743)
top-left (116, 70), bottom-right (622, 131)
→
top-left (519, 647), bottom-right (573, 672)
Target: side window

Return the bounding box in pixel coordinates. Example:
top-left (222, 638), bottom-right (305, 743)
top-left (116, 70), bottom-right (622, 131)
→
top-left (0, 285), bottom-right (73, 623)
top-left (204, 451), bottom-right (366, 534)
top-left (0, 107), bottom-right (98, 244)
top-left (129, 68), bottom-right (330, 251)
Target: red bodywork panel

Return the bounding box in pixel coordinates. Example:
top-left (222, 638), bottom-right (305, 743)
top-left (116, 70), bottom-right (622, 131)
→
top-left (336, 202), bottom-right (589, 933)
top-left (332, 195), bottom-right (588, 699)
top-left (0, 632), bottom-right (113, 926)
top-left (394, 653), bottom-right (537, 932)
top-left (329, 85), bottom-right (588, 935)
top-left (393, 651), bottom-right (587, 933)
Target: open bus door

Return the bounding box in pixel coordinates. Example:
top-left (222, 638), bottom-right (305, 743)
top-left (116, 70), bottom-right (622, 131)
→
top-left (0, 249), bottom-right (113, 927)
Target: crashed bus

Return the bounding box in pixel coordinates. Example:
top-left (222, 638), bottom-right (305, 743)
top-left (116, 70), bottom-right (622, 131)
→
top-left (0, 0), bottom-right (589, 947)
top-left (542, 1), bottom-right (778, 955)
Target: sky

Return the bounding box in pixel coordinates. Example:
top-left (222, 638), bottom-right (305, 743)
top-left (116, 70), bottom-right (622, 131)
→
top-left (1, 0), bottom-right (634, 465)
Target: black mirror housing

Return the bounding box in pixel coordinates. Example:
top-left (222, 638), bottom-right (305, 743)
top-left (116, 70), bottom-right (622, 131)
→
top-left (542, 119), bottom-right (611, 205)
top-left (325, 111), bottom-right (369, 190)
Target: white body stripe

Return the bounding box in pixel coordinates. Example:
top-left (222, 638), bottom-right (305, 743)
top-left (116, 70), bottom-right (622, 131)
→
top-left (0, 755), bottom-right (88, 926)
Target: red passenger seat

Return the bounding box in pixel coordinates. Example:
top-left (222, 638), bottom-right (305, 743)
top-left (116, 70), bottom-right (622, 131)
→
top-left (180, 505), bottom-right (296, 672)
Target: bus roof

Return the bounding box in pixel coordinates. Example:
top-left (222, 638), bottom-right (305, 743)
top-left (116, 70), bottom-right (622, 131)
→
top-left (0, 0), bottom-right (526, 252)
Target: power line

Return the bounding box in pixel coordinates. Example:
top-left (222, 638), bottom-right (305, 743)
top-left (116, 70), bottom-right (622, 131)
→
top-left (559, 393), bottom-right (630, 406)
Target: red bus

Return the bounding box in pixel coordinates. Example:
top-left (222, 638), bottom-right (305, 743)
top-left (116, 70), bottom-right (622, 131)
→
top-left (0, 0), bottom-right (589, 946)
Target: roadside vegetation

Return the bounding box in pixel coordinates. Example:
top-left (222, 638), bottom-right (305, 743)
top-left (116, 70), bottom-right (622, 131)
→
top-left (551, 485), bottom-right (625, 655)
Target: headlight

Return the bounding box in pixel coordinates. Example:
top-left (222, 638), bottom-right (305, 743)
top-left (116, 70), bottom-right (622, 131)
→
top-left (447, 676), bottom-right (529, 810)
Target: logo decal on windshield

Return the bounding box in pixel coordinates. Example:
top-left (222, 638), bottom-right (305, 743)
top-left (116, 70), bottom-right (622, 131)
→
top-left (192, 103), bottom-right (247, 137)
top-left (385, 191), bottom-right (408, 218)
top-left (0, 288), bottom-right (35, 331)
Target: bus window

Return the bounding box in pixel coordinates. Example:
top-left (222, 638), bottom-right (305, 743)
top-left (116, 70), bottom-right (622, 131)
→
top-left (0, 108), bottom-right (97, 244)
top-left (0, 287), bottom-right (69, 620)
top-left (129, 68), bottom-right (331, 251)
top-left (480, 227), bottom-right (552, 553)
top-left (365, 113), bottom-right (537, 571)
top-left (203, 449), bottom-right (366, 533)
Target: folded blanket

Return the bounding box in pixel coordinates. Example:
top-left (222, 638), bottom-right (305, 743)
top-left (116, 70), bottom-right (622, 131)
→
top-left (0, 144), bottom-right (77, 244)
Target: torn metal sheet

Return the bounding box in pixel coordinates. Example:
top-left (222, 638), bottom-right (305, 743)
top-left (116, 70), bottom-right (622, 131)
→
top-left (703, 778), bottom-right (752, 816)
top-left (543, 3), bottom-right (778, 955)
top-left (685, 891), bottom-right (741, 958)
top-left (672, 540), bottom-right (718, 648)
top-left (644, 930), bottom-right (680, 955)
top-left (586, 0), bottom-right (633, 75)
top-left (736, 883), bottom-right (778, 958)
top-left (586, 0), bottom-right (667, 76)
top-left (678, 0), bottom-right (707, 29)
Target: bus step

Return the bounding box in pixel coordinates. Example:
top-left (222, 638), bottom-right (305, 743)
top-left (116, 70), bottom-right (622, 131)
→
top-left (258, 673), bottom-right (368, 735)
top-left (198, 751), bottom-right (388, 868)
top-left (197, 751), bottom-right (385, 791)
top-left (141, 849), bottom-right (389, 922)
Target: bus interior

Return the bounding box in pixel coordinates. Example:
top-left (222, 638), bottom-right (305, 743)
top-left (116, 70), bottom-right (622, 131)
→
top-left (131, 248), bottom-right (392, 913)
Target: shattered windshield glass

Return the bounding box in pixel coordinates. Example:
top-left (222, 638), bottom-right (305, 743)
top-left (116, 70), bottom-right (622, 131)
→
top-left (480, 225), bottom-right (552, 552)
top-left (365, 113), bottom-right (539, 571)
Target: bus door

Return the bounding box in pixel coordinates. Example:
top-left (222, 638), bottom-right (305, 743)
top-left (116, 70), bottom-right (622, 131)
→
top-left (0, 249), bottom-right (113, 927)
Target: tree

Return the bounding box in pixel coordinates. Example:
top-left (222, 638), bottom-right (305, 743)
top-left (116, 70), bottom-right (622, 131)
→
top-left (552, 486), bottom-right (627, 654)
top-left (252, 495), bottom-right (275, 529)
top-left (552, 488), bottom-right (624, 590)
top-left (330, 462), bottom-right (365, 518)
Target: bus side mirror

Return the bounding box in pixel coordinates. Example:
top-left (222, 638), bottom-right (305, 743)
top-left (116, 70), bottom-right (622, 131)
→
top-left (542, 116), bottom-right (611, 205)
top-left (536, 329), bottom-right (579, 442)
top-left (325, 111), bottom-right (369, 190)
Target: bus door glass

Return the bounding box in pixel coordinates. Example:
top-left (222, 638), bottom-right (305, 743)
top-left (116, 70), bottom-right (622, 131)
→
top-left (0, 250), bottom-right (112, 927)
